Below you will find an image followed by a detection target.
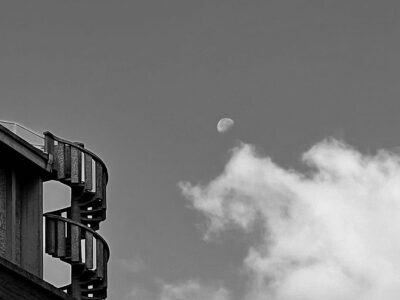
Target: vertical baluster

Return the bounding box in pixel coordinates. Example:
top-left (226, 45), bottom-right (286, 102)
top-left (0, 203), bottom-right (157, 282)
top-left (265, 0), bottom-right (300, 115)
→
top-left (101, 169), bottom-right (107, 220)
top-left (65, 144), bottom-right (71, 178)
top-left (56, 220), bottom-right (66, 257)
top-left (45, 217), bottom-right (56, 255)
top-left (96, 239), bottom-right (104, 278)
top-left (71, 224), bottom-right (80, 262)
top-left (85, 156), bottom-right (93, 191)
top-left (102, 169), bottom-right (107, 208)
top-left (44, 133), bottom-right (54, 155)
top-left (96, 162), bottom-right (103, 200)
top-left (71, 146), bottom-right (81, 183)
top-left (103, 250), bottom-right (108, 288)
top-left (55, 143), bottom-right (65, 179)
top-left (85, 231), bottom-right (93, 269)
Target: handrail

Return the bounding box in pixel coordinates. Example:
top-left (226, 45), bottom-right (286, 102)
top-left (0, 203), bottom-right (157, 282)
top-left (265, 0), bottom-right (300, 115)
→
top-left (44, 213), bottom-right (110, 260)
top-left (45, 206), bottom-right (70, 216)
top-left (0, 120), bottom-right (44, 139)
top-left (44, 131), bottom-right (108, 182)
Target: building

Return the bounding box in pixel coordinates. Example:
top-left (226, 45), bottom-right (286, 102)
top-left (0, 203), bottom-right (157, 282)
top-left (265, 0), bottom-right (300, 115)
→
top-left (0, 122), bottom-right (109, 300)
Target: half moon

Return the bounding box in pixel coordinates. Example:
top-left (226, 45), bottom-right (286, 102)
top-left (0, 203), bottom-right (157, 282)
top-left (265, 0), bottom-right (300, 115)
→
top-left (217, 118), bottom-right (234, 133)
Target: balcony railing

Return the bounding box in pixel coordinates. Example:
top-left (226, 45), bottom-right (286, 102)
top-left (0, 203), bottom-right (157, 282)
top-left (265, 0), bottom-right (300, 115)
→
top-left (0, 120), bottom-right (44, 150)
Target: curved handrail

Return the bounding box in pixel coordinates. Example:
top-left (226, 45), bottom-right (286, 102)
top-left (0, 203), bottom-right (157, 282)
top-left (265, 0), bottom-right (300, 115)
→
top-left (44, 131), bottom-right (109, 182)
top-left (46, 206), bottom-right (70, 216)
top-left (44, 213), bottom-right (110, 260)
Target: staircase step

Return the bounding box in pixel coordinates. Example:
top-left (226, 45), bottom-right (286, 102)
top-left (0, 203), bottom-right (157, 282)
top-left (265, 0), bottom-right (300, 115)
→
top-left (79, 276), bottom-right (102, 286)
top-left (81, 296), bottom-right (104, 300)
top-left (80, 191), bottom-right (96, 201)
top-left (79, 197), bottom-right (102, 208)
top-left (81, 217), bottom-right (103, 223)
top-left (81, 286), bottom-right (106, 293)
top-left (81, 284), bottom-right (107, 298)
top-left (78, 268), bottom-right (97, 281)
top-left (80, 207), bottom-right (105, 215)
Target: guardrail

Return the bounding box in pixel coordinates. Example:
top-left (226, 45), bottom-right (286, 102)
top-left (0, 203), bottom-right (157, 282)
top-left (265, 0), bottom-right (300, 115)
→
top-left (0, 120), bottom-right (44, 149)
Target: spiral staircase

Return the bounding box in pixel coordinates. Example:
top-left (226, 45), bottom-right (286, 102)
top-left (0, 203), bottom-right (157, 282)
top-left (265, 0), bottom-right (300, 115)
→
top-left (43, 132), bottom-right (109, 300)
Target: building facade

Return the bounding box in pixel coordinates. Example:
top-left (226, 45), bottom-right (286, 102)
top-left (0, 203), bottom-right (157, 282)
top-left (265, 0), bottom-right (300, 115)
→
top-left (0, 123), bottom-right (109, 300)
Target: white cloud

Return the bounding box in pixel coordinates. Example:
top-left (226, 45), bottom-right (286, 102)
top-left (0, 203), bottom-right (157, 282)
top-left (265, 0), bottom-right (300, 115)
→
top-left (159, 280), bottom-right (230, 300)
top-left (124, 285), bottom-right (155, 300)
top-left (180, 139), bottom-right (400, 300)
top-left (115, 255), bottom-right (146, 274)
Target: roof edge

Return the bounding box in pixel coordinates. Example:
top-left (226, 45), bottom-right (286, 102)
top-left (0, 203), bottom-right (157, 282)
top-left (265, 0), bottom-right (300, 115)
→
top-left (0, 124), bottom-right (51, 173)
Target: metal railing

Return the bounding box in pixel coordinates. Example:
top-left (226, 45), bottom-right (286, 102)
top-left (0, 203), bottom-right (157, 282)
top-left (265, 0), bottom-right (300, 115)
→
top-left (0, 120), bottom-right (45, 150)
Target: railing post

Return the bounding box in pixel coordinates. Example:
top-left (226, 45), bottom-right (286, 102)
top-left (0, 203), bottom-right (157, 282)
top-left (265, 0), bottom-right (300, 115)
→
top-left (71, 271), bottom-right (81, 299)
top-left (70, 186), bottom-right (83, 298)
top-left (43, 132), bottom-right (54, 155)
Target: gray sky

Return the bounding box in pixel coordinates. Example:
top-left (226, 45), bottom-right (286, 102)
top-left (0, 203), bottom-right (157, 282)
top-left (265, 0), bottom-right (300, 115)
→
top-left (3, 1), bottom-right (400, 299)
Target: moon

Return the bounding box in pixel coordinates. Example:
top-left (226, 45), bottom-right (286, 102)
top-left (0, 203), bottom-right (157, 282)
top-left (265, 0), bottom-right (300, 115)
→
top-left (217, 118), bottom-right (234, 133)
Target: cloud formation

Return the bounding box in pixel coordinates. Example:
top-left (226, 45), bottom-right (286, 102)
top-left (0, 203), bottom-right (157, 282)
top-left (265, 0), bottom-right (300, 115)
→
top-left (160, 280), bottom-right (229, 300)
top-left (180, 139), bottom-right (400, 300)
top-left (115, 255), bottom-right (146, 274)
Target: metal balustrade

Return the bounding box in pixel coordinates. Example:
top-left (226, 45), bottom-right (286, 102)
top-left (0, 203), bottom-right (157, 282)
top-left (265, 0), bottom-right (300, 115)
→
top-left (0, 120), bottom-right (45, 149)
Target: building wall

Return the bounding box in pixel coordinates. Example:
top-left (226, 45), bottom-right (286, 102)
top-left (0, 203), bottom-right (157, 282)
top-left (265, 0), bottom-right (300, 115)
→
top-left (0, 255), bottom-right (75, 300)
top-left (0, 145), bottom-right (43, 277)
top-left (18, 171), bottom-right (43, 276)
top-left (0, 168), bottom-right (6, 256)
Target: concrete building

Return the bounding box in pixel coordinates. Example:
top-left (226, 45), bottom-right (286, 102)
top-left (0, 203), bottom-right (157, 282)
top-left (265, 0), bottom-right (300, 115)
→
top-left (0, 123), bottom-right (109, 300)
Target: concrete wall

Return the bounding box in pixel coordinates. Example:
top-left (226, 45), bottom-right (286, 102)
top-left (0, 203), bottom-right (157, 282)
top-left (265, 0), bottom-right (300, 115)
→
top-left (0, 168), bottom-right (6, 256)
top-left (0, 145), bottom-right (44, 277)
top-left (0, 255), bottom-right (75, 300)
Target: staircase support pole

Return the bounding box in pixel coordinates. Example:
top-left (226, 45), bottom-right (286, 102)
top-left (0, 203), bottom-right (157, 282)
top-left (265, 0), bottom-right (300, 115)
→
top-left (70, 187), bottom-right (83, 299)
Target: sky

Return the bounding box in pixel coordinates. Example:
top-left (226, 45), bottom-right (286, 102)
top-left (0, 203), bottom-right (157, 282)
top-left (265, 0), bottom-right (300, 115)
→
top-left (2, 1), bottom-right (400, 299)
